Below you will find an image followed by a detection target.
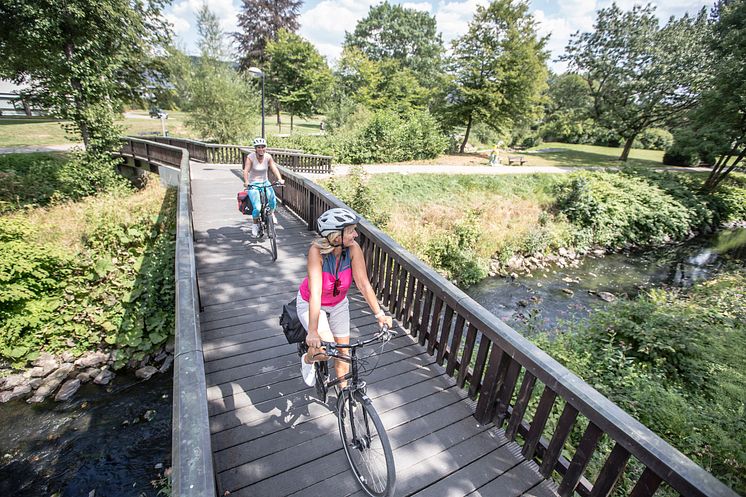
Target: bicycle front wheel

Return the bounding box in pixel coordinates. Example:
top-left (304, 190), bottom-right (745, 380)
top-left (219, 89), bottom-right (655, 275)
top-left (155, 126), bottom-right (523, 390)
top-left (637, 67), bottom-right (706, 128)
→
top-left (266, 211), bottom-right (277, 261)
top-left (337, 391), bottom-right (396, 497)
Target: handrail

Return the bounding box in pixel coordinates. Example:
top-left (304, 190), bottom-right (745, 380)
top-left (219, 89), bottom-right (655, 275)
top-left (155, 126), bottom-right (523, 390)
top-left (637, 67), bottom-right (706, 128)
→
top-left (117, 137), bottom-right (216, 497)
top-left (135, 135), bottom-right (332, 173)
top-left (275, 164), bottom-right (738, 497)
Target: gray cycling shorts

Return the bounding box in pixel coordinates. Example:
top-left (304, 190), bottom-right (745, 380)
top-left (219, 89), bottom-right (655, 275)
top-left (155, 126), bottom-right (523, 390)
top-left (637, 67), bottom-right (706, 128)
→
top-left (296, 290), bottom-right (350, 339)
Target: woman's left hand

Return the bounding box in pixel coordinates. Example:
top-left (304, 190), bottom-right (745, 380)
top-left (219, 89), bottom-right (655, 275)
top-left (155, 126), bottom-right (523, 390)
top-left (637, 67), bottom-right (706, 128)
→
top-left (278, 179), bottom-right (285, 185)
top-left (377, 313), bottom-right (392, 329)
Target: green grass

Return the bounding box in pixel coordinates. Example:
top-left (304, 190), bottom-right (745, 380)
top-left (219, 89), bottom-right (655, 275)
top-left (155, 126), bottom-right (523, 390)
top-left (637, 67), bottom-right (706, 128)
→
top-left (525, 141), bottom-right (665, 168)
top-left (0, 111), bottom-right (323, 147)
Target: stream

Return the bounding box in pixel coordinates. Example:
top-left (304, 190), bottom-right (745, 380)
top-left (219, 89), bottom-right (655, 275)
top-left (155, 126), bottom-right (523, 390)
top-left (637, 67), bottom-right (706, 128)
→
top-left (467, 228), bottom-right (746, 334)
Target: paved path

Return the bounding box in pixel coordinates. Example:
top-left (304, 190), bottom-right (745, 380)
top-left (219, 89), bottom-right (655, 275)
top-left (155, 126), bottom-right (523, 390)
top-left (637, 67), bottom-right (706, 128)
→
top-left (190, 162), bottom-right (558, 497)
top-left (0, 143), bottom-right (81, 154)
top-left (332, 163), bottom-right (712, 176)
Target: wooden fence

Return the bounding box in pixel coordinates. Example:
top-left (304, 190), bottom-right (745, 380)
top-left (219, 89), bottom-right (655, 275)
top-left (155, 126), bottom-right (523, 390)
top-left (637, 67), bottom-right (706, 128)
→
top-left (138, 135), bottom-right (332, 174)
top-left (277, 165), bottom-right (738, 497)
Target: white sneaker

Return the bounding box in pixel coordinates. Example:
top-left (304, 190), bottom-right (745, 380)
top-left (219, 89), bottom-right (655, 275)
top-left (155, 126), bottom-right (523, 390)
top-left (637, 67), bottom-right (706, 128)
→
top-left (272, 213), bottom-right (278, 224)
top-left (251, 224), bottom-right (259, 237)
top-left (300, 355), bottom-right (316, 386)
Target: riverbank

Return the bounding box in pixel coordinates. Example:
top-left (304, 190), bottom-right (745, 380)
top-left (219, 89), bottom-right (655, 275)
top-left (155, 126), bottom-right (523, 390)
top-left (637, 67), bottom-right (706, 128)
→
top-left (323, 167), bottom-right (746, 287)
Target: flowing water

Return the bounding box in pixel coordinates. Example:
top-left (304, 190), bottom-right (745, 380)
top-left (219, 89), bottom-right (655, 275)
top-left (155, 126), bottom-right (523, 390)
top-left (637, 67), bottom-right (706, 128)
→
top-left (467, 228), bottom-right (746, 334)
top-left (0, 371), bottom-right (171, 497)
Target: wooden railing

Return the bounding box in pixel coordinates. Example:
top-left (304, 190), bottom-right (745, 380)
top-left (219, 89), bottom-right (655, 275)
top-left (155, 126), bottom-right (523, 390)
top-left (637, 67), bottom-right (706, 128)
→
top-left (138, 135), bottom-right (332, 173)
top-left (117, 137), bottom-right (216, 497)
top-left (277, 165), bottom-right (738, 497)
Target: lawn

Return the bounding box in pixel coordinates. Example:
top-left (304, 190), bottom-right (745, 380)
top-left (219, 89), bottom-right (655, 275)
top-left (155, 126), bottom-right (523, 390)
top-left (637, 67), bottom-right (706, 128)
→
top-left (0, 111), bottom-right (323, 148)
top-left (525, 141), bottom-right (664, 168)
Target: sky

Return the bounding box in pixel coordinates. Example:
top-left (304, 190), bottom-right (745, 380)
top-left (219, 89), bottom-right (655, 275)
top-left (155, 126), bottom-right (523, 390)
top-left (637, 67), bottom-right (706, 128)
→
top-left (163, 0), bottom-right (711, 73)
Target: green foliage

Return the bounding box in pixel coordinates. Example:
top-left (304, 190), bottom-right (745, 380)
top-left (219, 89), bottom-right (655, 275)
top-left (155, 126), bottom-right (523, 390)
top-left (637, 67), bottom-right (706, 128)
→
top-left (343, 1), bottom-right (444, 89)
top-left (0, 0), bottom-right (169, 153)
top-left (534, 271), bottom-right (746, 493)
top-left (235, 0), bottom-right (302, 70)
top-left (634, 128), bottom-right (673, 151)
top-left (561, 4), bottom-right (711, 161)
top-left (270, 108), bottom-right (448, 164)
top-left (423, 209), bottom-right (488, 287)
top-left (266, 29), bottom-right (333, 123)
top-left (0, 188), bottom-right (176, 368)
top-left (553, 170), bottom-right (724, 249)
top-left (184, 5), bottom-right (260, 144)
top-left (0, 152), bottom-right (130, 213)
top-left (323, 166), bottom-right (390, 228)
top-left (443, 0), bottom-right (549, 152)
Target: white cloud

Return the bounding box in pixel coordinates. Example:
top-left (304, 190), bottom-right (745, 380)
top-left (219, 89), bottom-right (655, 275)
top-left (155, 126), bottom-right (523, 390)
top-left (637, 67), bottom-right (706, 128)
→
top-left (402, 2), bottom-right (433, 12)
top-left (434, 0), bottom-right (490, 45)
top-left (166, 0), bottom-right (240, 54)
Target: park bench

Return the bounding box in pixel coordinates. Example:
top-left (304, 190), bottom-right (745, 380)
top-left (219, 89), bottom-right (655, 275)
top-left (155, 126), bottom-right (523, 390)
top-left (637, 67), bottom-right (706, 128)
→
top-left (507, 155), bottom-right (526, 166)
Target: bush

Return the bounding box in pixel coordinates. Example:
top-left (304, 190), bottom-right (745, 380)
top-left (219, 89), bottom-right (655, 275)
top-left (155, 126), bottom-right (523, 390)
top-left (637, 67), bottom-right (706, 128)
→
top-left (663, 143), bottom-right (700, 166)
top-left (323, 166), bottom-right (390, 228)
top-left (635, 128), bottom-right (673, 151)
top-left (534, 272), bottom-right (746, 493)
top-left (423, 209), bottom-right (488, 287)
top-left (0, 152), bottom-right (130, 213)
top-left (270, 108), bottom-right (448, 164)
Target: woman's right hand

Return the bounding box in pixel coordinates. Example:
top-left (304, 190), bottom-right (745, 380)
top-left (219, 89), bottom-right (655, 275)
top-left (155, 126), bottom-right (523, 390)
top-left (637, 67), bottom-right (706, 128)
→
top-left (306, 331), bottom-right (322, 349)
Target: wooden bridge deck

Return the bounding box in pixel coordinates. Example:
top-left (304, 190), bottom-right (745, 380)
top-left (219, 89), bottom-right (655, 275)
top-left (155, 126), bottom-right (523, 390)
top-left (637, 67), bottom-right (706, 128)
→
top-left (191, 162), bottom-right (558, 497)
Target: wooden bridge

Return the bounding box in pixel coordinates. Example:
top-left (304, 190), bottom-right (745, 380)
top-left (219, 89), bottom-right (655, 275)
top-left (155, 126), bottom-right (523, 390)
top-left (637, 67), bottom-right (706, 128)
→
top-left (118, 137), bottom-right (738, 497)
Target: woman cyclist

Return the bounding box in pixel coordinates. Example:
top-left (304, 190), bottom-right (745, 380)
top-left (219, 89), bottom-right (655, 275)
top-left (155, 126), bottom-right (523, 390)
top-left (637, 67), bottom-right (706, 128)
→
top-left (297, 207), bottom-right (393, 387)
top-left (243, 137), bottom-right (285, 237)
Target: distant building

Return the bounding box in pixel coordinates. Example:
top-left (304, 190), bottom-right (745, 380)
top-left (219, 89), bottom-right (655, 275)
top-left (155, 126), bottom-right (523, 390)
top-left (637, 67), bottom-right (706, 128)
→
top-left (0, 79), bottom-right (44, 116)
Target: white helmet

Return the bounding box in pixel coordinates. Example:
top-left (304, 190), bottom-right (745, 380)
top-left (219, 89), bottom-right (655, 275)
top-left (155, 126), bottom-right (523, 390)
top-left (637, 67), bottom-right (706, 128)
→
top-left (317, 208), bottom-right (359, 237)
top-left (253, 137), bottom-right (267, 147)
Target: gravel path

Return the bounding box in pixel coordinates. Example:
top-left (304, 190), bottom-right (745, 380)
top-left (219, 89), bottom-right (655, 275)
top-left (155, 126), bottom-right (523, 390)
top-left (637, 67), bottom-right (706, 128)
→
top-left (331, 163), bottom-right (712, 176)
top-left (0, 143), bottom-right (81, 154)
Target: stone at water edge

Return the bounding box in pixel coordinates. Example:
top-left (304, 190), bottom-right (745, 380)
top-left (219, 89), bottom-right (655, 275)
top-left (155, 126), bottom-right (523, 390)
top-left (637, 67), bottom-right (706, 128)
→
top-left (55, 379), bottom-right (82, 401)
top-left (0, 385), bottom-right (32, 403)
top-left (93, 369), bottom-right (114, 385)
top-left (27, 376), bottom-right (65, 403)
top-left (597, 291), bottom-right (617, 302)
top-left (1, 373), bottom-right (26, 390)
top-left (135, 366), bottom-right (158, 380)
top-left (562, 288), bottom-right (574, 296)
top-left (74, 351), bottom-right (109, 369)
top-left (158, 355), bottom-right (173, 373)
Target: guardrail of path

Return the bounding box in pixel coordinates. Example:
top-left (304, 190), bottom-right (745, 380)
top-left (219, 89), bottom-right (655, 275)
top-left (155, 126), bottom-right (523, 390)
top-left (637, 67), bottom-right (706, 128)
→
top-left (138, 135), bottom-right (333, 174)
top-left (118, 137), bottom-right (216, 497)
top-left (276, 163), bottom-right (738, 497)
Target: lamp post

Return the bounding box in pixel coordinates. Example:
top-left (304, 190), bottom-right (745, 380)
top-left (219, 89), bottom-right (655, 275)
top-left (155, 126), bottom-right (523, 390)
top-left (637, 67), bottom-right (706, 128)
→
top-left (247, 66), bottom-right (265, 138)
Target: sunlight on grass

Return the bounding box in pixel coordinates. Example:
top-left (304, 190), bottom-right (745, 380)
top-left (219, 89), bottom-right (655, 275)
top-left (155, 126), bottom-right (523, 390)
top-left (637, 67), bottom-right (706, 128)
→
top-left (526, 141), bottom-right (664, 168)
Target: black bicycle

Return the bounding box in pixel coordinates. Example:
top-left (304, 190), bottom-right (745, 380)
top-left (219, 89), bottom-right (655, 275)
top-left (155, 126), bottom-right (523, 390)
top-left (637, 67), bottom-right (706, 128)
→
top-left (298, 325), bottom-right (397, 497)
top-left (245, 181), bottom-right (283, 261)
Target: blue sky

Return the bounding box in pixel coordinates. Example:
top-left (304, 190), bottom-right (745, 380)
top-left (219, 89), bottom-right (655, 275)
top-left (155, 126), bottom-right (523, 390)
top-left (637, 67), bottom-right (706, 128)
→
top-left (164, 0), bottom-right (711, 73)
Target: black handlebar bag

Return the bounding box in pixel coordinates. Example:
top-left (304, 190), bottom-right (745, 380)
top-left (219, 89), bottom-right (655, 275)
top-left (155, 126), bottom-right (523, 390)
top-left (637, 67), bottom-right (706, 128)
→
top-left (279, 298), bottom-right (307, 344)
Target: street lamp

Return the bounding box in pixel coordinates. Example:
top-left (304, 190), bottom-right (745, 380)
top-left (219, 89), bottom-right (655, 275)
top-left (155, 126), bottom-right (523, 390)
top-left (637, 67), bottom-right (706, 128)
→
top-left (247, 66), bottom-right (265, 138)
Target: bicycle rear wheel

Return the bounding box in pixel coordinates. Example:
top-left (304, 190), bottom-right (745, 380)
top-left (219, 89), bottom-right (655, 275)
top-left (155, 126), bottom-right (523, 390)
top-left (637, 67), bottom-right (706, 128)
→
top-left (337, 391), bottom-right (396, 497)
top-left (266, 210), bottom-right (277, 261)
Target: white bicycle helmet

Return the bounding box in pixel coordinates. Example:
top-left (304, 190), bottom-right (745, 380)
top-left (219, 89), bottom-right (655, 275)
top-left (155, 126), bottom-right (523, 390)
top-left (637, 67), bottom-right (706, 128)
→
top-left (317, 208), bottom-right (359, 237)
top-left (253, 137), bottom-right (267, 147)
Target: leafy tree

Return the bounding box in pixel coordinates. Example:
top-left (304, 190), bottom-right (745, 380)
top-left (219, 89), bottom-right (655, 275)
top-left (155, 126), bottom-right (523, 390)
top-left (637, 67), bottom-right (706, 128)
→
top-left (690, 0), bottom-right (746, 192)
top-left (186, 5), bottom-right (259, 143)
top-left (0, 0), bottom-right (169, 153)
top-left (442, 0), bottom-right (548, 153)
top-left (333, 47), bottom-right (428, 116)
top-left (541, 73), bottom-right (595, 143)
top-left (265, 30), bottom-right (332, 131)
top-left (234, 0), bottom-right (302, 70)
top-left (561, 3), bottom-right (711, 161)
top-left (343, 1), bottom-right (444, 89)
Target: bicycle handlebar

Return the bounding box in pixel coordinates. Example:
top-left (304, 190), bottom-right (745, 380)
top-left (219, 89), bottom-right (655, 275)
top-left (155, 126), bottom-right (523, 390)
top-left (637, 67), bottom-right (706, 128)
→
top-left (319, 324), bottom-right (396, 354)
top-left (246, 181), bottom-right (284, 190)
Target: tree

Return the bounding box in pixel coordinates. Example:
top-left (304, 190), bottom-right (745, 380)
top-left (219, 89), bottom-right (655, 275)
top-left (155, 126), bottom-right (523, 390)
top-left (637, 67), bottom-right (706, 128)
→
top-left (186, 5), bottom-right (259, 143)
top-left (541, 72), bottom-right (598, 143)
top-left (693, 0), bottom-right (746, 192)
top-left (442, 0), bottom-right (548, 153)
top-left (234, 0), bottom-right (302, 70)
top-left (0, 0), bottom-right (169, 153)
top-left (343, 2), bottom-right (444, 88)
top-left (561, 3), bottom-right (711, 161)
top-left (265, 30), bottom-right (332, 131)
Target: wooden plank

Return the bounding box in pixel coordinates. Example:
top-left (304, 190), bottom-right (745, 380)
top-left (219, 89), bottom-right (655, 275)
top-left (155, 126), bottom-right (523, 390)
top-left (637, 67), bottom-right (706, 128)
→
top-left (427, 296), bottom-right (444, 355)
top-left (495, 359), bottom-right (522, 427)
top-left (469, 460), bottom-right (545, 497)
top-left (394, 264), bottom-right (408, 321)
top-left (475, 346), bottom-right (507, 423)
top-left (468, 336), bottom-right (491, 399)
top-left (540, 402), bottom-right (579, 477)
top-left (436, 306), bottom-right (455, 365)
top-left (457, 324), bottom-right (478, 389)
top-left (445, 314), bottom-right (466, 376)
top-left (589, 443), bottom-right (631, 497)
top-left (558, 422), bottom-right (603, 497)
top-left (409, 281), bottom-right (425, 338)
top-left (418, 289), bottom-right (434, 346)
top-left (628, 468), bottom-right (662, 497)
top-left (522, 386), bottom-right (558, 461)
top-left (402, 273), bottom-right (416, 327)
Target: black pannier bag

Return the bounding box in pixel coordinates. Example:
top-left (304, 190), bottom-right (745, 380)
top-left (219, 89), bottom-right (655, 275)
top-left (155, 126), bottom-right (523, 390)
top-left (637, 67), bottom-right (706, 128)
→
top-left (279, 298), bottom-right (307, 344)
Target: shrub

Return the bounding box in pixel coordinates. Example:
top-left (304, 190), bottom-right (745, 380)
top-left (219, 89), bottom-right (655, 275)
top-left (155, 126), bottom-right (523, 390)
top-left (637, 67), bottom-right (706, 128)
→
top-left (663, 143), bottom-right (700, 166)
top-left (323, 166), bottom-right (390, 228)
top-left (423, 209), bottom-right (488, 287)
top-left (270, 108), bottom-right (448, 164)
top-left (635, 128), bottom-right (674, 150)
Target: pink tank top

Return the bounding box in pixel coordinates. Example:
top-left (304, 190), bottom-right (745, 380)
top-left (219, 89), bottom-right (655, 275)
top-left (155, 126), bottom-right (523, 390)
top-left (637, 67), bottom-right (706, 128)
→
top-left (299, 248), bottom-right (353, 306)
